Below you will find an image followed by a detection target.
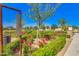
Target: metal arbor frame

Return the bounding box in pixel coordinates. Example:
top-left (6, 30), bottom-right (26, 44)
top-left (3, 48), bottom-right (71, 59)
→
top-left (0, 4), bottom-right (22, 56)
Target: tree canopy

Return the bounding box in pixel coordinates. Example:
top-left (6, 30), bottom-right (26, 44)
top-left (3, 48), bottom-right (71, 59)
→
top-left (28, 3), bottom-right (61, 27)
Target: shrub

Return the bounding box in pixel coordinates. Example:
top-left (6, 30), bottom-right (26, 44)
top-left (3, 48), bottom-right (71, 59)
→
top-left (3, 39), bottom-right (31, 56)
top-left (23, 43), bottom-right (31, 56)
top-left (39, 30), bottom-right (54, 38)
top-left (32, 35), bottom-right (66, 56)
top-left (20, 30), bottom-right (36, 42)
top-left (3, 39), bottom-right (20, 56)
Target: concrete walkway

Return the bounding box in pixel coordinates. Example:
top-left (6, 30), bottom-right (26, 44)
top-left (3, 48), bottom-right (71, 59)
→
top-left (64, 33), bottom-right (79, 56)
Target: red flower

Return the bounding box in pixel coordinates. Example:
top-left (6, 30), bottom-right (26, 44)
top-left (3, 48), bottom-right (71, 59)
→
top-left (21, 39), bottom-right (26, 43)
top-left (15, 48), bottom-right (19, 53)
top-left (42, 39), bottom-right (45, 42)
top-left (45, 38), bottom-right (49, 41)
top-left (28, 42), bottom-right (32, 47)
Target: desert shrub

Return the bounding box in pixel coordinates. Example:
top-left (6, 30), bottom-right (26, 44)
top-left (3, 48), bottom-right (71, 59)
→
top-left (32, 35), bottom-right (66, 56)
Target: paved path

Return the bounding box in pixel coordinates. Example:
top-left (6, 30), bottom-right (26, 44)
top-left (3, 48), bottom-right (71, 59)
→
top-left (64, 33), bottom-right (79, 56)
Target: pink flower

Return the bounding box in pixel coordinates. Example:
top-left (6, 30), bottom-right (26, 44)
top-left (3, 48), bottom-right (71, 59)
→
top-left (38, 40), bottom-right (42, 44)
top-left (45, 38), bottom-right (49, 41)
top-left (32, 44), bottom-right (39, 48)
top-left (15, 48), bottom-right (19, 53)
top-left (43, 39), bottom-right (48, 44)
top-left (21, 31), bottom-right (26, 35)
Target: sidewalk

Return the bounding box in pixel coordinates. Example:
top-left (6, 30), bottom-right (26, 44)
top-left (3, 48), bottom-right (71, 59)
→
top-left (64, 33), bottom-right (79, 56)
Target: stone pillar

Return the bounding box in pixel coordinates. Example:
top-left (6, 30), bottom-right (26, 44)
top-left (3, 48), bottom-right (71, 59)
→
top-left (16, 14), bottom-right (22, 37)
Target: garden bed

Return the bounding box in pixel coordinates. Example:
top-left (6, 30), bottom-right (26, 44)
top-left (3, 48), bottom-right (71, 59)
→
top-left (3, 30), bottom-right (66, 56)
top-left (32, 35), bottom-right (66, 56)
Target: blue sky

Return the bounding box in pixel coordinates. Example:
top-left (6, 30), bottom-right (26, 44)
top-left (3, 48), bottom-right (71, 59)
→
top-left (2, 3), bottom-right (79, 28)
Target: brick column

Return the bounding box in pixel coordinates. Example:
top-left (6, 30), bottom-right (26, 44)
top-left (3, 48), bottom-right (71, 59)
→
top-left (0, 5), bottom-right (3, 55)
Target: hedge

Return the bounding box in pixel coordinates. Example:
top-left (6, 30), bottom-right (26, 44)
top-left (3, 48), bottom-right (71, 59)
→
top-left (32, 35), bottom-right (66, 56)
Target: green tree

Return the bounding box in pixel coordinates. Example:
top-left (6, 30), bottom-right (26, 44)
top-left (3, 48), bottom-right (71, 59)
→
top-left (72, 25), bottom-right (79, 29)
top-left (40, 24), bottom-right (46, 30)
top-left (28, 3), bottom-right (61, 38)
top-left (51, 24), bottom-right (58, 30)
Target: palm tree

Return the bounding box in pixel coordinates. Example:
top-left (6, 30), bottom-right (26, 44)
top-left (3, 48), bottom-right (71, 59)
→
top-left (58, 18), bottom-right (66, 27)
top-left (58, 18), bottom-right (67, 31)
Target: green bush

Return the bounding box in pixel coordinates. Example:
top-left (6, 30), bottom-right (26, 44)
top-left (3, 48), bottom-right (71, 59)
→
top-left (3, 39), bottom-right (31, 56)
top-left (39, 30), bottom-right (54, 38)
top-left (3, 39), bottom-right (20, 56)
top-left (23, 44), bottom-right (31, 56)
top-left (32, 35), bottom-right (66, 56)
top-left (21, 29), bottom-right (37, 42)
